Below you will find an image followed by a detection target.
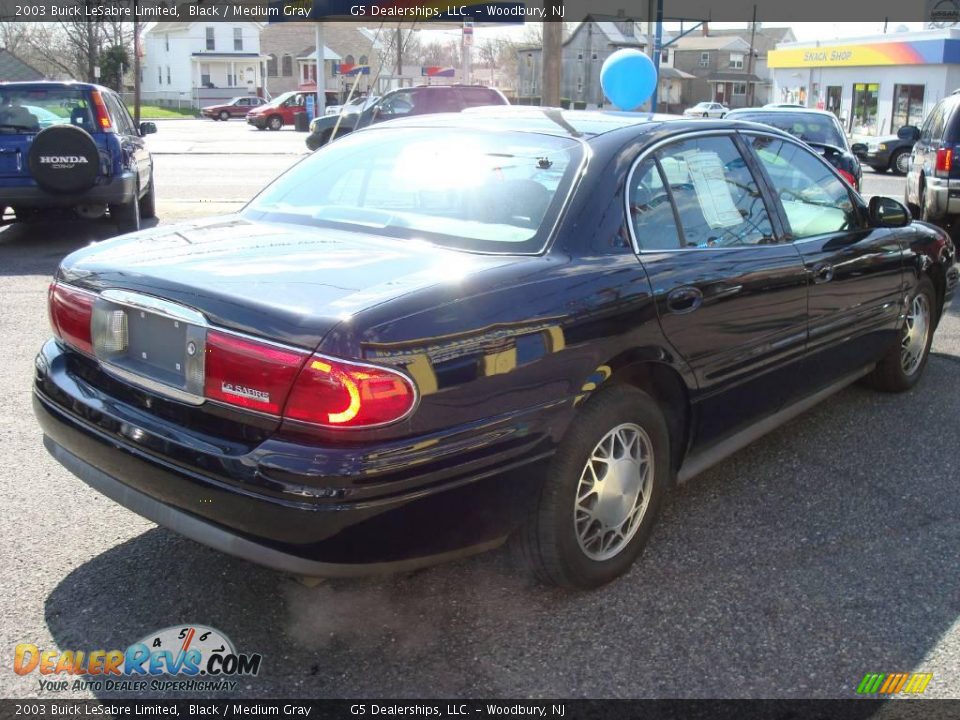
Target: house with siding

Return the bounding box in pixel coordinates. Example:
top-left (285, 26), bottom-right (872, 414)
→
top-left (260, 24), bottom-right (383, 98)
top-left (0, 49), bottom-right (45, 82)
top-left (142, 22), bottom-right (266, 108)
top-left (669, 24), bottom-right (796, 108)
top-left (515, 16), bottom-right (692, 109)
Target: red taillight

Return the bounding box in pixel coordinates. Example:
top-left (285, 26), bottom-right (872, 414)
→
top-left (284, 355), bottom-right (416, 428)
top-left (838, 169), bottom-right (857, 189)
top-left (203, 331), bottom-right (306, 416)
top-left (49, 282), bottom-right (94, 355)
top-left (936, 147), bottom-right (954, 177)
top-left (90, 90), bottom-right (112, 131)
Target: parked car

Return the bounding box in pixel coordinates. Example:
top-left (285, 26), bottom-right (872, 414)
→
top-left (682, 101), bottom-right (729, 118)
top-left (725, 107), bottom-right (863, 190)
top-left (325, 94), bottom-right (379, 117)
top-left (305, 84), bottom-right (509, 151)
top-left (0, 81), bottom-right (156, 233)
top-left (200, 96), bottom-right (265, 121)
top-left (246, 90), bottom-right (339, 131)
top-left (852, 125), bottom-right (919, 175)
top-left (905, 90), bottom-right (960, 224)
top-left (34, 109), bottom-right (958, 589)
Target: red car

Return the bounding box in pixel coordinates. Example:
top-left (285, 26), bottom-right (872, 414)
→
top-left (246, 90), bottom-right (338, 131)
top-left (200, 96), bottom-right (265, 121)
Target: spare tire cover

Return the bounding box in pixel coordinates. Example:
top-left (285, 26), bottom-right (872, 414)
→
top-left (27, 125), bottom-right (100, 194)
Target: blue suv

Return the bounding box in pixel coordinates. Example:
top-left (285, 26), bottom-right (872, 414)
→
top-left (0, 81), bottom-right (156, 233)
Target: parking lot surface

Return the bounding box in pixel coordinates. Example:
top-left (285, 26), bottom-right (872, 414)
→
top-left (1, 120), bottom-right (958, 699)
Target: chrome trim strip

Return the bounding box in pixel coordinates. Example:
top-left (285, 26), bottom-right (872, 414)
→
top-left (100, 288), bottom-right (208, 326)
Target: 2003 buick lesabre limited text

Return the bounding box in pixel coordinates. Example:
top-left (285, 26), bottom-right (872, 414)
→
top-left (34, 108), bottom-right (958, 588)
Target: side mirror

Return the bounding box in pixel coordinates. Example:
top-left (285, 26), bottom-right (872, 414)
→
top-left (869, 196), bottom-right (910, 228)
top-left (850, 142), bottom-right (868, 157)
top-left (897, 125), bottom-right (920, 142)
top-left (139, 121), bottom-right (157, 136)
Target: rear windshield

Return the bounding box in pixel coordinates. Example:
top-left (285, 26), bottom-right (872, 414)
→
top-left (0, 86), bottom-right (92, 134)
top-left (731, 111), bottom-right (846, 148)
top-left (243, 127), bottom-right (583, 254)
top-left (458, 87), bottom-right (505, 107)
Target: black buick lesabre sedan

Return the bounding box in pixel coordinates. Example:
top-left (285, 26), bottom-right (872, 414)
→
top-left (34, 108), bottom-right (959, 588)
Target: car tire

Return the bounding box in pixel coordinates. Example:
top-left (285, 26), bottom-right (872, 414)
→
top-left (138, 172), bottom-right (156, 220)
top-left (516, 385), bottom-right (670, 589)
top-left (267, 115), bottom-right (283, 131)
top-left (110, 191), bottom-right (141, 235)
top-left (864, 276), bottom-right (936, 393)
top-left (890, 149), bottom-right (910, 176)
top-left (219, 110), bottom-right (230, 121)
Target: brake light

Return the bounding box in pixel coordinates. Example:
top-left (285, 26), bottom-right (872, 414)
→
top-left (203, 331), bottom-right (306, 416)
top-left (936, 147), bottom-right (954, 177)
top-left (90, 90), bottom-right (112, 131)
top-left (838, 169), bottom-right (857, 189)
top-left (49, 282), bottom-right (94, 355)
top-left (284, 355), bottom-right (417, 428)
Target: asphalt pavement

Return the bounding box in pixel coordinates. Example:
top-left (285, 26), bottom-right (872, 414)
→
top-left (0, 120), bottom-right (957, 700)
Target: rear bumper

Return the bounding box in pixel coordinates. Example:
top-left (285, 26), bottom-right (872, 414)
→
top-left (33, 340), bottom-right (551, 574)
top-left (925, 176), bottom-right (960, 219)
top-left (0, 173), bottom-right (136, 208)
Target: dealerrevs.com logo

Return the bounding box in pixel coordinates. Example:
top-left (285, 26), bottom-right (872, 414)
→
top-left (14, 624), bottom-right (262, 694)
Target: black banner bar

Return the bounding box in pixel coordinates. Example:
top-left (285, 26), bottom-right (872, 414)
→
top-left (3, 700), bottom-right (960, 720)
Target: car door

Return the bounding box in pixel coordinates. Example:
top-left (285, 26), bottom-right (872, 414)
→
top-left (106, 92), bottom-right (151, 193)
top-left (745, 131), bottom-right (905, 390)
top-left (628, 132), bottom-right (810, 450)
top-left (232, 97), bottom-right (249, 117)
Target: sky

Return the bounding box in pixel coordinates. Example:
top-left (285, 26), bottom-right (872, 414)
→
top-left (420, 20), bottom-right (928, 44)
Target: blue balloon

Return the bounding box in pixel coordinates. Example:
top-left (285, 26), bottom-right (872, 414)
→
top-left (600, 49), bottom-right (658, 111)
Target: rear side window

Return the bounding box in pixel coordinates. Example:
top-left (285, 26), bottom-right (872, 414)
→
top-left (628, 158), bottom-right (681, 250)
top-left (922, 101), bottom-right (947, 143)
top-left (648, 135), bottom-right (775, 248)
top-left (105, 93), bottom-right (135, 135)
top-left (458, 87), bottom-right (504, 107)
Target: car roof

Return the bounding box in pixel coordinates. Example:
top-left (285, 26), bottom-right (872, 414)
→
top-left (727, 106), bottom-right (838, 119)
top-left (0, 80), bottom-right (112, 93)
top-left (373, 106), bottom-right (784, 143)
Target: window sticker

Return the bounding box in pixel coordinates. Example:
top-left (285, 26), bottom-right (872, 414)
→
top-left (682, 150), bottom-right (743, 228)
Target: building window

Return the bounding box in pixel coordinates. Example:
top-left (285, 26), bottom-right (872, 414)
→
top-left (359, 55), bottom-right (368, 65)
top-left (851, 82), bottom-right (879, 133)
top-left (205, 27), bottom-right (215, 51)
top-left (166, 66), bottom-right (171, 85)
top-left (577, 51), bottom-right (583, 61)
top-left (344, 54), bottom-right (355, 66)
top-left (233, 28), bottom-right (243, 52)
top-left (892, 84), bottom-right (925, 129)
top-left (200, 63), bottom-right (211, 87)
top-left (577, 77), bottom-right (583, 93)
top-left (228, 70), bottom-right (236, 86)
top-left (164, 34), bottom-right (169, 52)
top-left (733, 82), bottom-right (747, 95)
top-left (699, 52), bottom-right (710, 67)
top-left (661, 49), bottom-right (669, 63)
top-left (730, 53), bottom-right (744, 69)
top-left (157, 67), bottom-right (162, 84)
top-left (267, 54), bottom-right (278, 77)
top-left (591, 52), bottom-right (598, 61)
top-left (281, 54), bottom-right (293, 77)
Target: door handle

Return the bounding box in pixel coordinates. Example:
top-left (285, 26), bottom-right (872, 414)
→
top-left (666, 286), bottom-right (703, 314)
top-left (812, 262), bottom-right (834, 284)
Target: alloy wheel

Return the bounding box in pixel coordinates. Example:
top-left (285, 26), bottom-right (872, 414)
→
top-left (895, 151), bottom-right (910, 175)
top-left (901, 293), bottom-right (930, 376)
top-left (574, 423), bottom-right (653, 561)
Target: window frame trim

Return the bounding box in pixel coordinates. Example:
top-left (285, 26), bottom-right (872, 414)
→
top-left (623, 129), bottom-right (786, 254)
top-left (738, 129), bottom-right (868, 244)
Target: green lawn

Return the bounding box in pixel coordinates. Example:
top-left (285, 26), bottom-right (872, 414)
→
top-left (135, 105), bottom-right (199, 119)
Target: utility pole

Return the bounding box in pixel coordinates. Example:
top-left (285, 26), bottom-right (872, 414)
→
top-left (746, 4), bottom-right (757, 107)
top-left (396, 27), bottom-right (403, 87)
top-left (541, 18), bottom-right (562, 106)
top-left (133, 0), bottom-right (141, 124)
top-left (315, 23), bottom-right (326, 116)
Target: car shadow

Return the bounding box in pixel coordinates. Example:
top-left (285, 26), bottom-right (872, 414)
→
top-left (0, 216), bottom-right (160, 277)
top-left (43, 355), bottom-right (960, 699)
